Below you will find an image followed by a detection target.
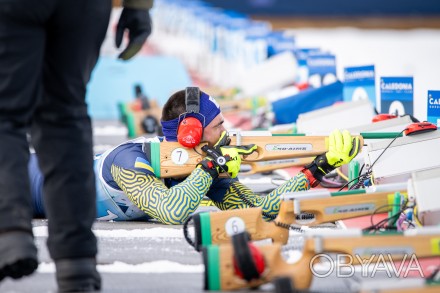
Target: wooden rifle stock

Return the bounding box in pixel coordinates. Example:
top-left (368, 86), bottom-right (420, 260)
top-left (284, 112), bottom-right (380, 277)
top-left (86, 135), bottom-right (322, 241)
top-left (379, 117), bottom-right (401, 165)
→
top-left (279, 190), bottom-right (404, 225)
top-left (205, 231), bottom-right (440, 291)
top-left (194, 190), bottom-right (405, 248)
top-left (144, 134), bottom-right (365, 178)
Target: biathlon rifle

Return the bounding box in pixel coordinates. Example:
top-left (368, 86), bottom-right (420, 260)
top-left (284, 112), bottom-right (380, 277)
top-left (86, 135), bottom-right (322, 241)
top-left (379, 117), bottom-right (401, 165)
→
top-left (203, 227), bottom-right (440, 291)
top-left (143, 131), bottom-right (402, 178)
top-left (192, 183), bottom-right (408, 250)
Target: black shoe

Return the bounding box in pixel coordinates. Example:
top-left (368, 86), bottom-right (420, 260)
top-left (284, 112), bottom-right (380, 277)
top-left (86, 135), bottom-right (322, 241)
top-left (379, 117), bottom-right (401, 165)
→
top-left (0, 231), bottom-right (38, 282)
top-left (55, 258), bottom-right (101, 292)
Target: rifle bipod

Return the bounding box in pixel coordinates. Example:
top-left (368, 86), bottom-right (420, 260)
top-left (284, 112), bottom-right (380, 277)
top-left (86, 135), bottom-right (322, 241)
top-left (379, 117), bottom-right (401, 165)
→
top-left (202, 228), bottom-right (440, 291)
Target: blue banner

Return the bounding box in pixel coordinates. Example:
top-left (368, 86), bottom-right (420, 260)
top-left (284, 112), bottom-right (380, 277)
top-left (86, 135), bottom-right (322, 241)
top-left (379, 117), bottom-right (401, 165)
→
top-left (427, 90), bottom-right (440, 126)
top-left (307, 54), bottom-right (336, 76)
top-left (293, 48), bottom-right (321, 84)
top-left (380, 77), bottom-right (413, 115)
top-left (272, 80), bottom-right (343, 124)
top-left (343, 65), bottom-right (376, 108)
top-left (267, 32), bottom-right (295, 57)
top-left (294, 48), bottom-right (321, 67)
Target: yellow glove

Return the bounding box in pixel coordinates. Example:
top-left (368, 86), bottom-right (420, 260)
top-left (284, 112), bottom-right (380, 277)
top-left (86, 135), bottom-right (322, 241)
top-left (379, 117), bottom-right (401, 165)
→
top-left (198, 131), bottom-right (257, 178)
top-left (302, 129), bottom-right (360, 187)
top-left (325, 129), bottom-right (360, 167)
top-left (217, 144), bottom-right (257, 178)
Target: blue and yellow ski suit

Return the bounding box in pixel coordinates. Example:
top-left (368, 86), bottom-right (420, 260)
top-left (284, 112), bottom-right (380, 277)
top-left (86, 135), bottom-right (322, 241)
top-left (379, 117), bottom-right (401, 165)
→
top-left (30, 137), bottom-right (310, 224)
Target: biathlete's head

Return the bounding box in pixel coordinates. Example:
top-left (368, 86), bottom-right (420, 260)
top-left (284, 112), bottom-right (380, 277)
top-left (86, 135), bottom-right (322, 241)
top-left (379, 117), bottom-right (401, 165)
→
top-left (161, 88), bottom-right (225, 147)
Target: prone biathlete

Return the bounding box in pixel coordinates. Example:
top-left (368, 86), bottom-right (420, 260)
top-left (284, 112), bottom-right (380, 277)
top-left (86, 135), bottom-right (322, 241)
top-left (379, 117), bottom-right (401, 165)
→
top-left (29, 87), bottom-right (360, 224)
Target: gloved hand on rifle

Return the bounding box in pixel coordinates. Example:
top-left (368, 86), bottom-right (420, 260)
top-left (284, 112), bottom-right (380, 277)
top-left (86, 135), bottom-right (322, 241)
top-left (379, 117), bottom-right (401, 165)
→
top-left (197, 131), bottom-right (257, 179)
top-left (115, 0), bottom-right (153, 60)
top-left (302, 129), bottom-right (361, 187)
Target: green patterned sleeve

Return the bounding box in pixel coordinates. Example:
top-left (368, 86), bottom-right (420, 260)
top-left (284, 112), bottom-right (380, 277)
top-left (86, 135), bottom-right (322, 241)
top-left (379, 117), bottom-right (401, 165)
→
top-left (111, 165), bottom-right (212, 224)
top-left (214, 172), bottom-right (310, 220)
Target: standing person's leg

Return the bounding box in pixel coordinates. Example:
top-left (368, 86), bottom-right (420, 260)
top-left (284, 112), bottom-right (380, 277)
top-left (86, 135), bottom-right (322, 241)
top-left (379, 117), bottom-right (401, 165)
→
top-left (30, 0), bottom-right (111, 290)
top-left (0, 0), bottom-right (54, 281)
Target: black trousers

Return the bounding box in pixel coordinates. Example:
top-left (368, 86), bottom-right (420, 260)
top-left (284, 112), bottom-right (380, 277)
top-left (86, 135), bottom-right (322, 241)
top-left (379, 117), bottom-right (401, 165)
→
top-left (0, 0), bottom-right (111, 260)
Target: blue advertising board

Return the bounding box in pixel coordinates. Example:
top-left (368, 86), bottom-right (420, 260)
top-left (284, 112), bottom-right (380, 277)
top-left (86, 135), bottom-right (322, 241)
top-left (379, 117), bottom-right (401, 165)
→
top-left (427, 90), bottom-right (440, 126)
top-left (306, 53), bottom-right (337, 88)
top-left (380, 77), bottom-right (413, 115)
top-left (343, 65), bottom-right (376, 108)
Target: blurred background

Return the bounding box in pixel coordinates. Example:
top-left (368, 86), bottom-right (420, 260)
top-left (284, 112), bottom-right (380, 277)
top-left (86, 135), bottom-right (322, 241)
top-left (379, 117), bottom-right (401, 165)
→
top-left (90, 0), bottom-right (440, 139)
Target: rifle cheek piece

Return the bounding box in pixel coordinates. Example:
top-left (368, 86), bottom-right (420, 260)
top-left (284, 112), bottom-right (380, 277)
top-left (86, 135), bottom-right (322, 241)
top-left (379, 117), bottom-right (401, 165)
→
top-left (302, 154), bottom-right (335, 187)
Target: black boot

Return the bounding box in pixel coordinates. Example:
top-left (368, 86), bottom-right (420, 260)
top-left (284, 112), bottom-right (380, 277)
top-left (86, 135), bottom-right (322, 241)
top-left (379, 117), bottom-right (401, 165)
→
top-left (55, 258), bottom-right (101, 292)
top-left (0, 231), bottom-right (38, 282)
